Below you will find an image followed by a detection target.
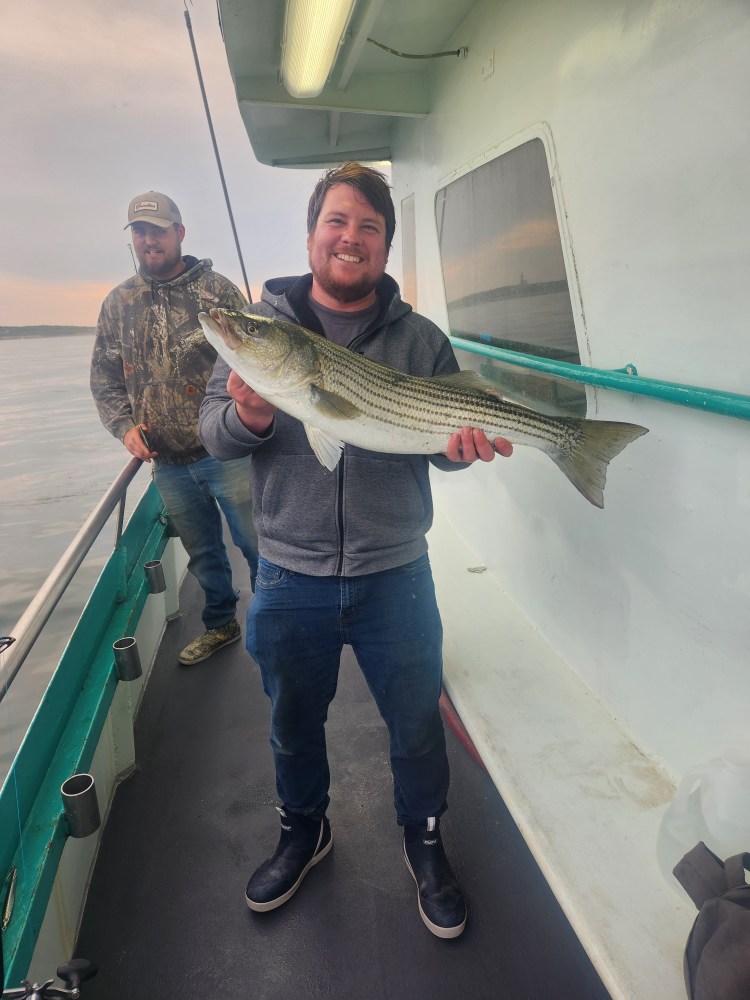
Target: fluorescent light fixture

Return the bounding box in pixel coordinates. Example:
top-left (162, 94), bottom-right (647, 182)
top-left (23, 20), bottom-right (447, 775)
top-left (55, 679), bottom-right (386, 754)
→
top-left (281, 0), bottom-right (356, 99)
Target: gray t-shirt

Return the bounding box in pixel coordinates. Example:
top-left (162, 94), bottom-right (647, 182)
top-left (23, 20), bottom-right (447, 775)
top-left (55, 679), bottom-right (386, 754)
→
top-left (307, 296), bottom-right (379, 347)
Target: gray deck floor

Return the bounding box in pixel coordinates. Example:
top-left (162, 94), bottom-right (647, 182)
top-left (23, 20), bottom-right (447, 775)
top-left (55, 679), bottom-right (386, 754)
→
top-left (75, 554), bottom-right (610, 1000)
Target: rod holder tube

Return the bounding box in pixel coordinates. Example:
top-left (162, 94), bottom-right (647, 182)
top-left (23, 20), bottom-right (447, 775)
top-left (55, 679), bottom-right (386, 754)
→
top-left (61, 773), bottom-right (101, 838)
top-left (144, 560), bottom-right (166, 594)
top-left (113, 636), bottom-right (142, 681)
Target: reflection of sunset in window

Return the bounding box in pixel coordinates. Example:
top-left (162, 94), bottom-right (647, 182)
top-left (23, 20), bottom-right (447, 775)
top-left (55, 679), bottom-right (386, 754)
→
top-left (436, 138), bottom-right (580, 364)
top-left (436, 138), bottom-right (585, 416)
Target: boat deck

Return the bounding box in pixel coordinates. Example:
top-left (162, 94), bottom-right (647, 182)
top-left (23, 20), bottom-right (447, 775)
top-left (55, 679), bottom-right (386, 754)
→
top-left (75, 557), bottom-right (610, 999)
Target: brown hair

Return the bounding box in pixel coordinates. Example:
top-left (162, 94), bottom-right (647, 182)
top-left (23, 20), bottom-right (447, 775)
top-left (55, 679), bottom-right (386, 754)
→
top-left (307, 162), bottom-right (396, 249)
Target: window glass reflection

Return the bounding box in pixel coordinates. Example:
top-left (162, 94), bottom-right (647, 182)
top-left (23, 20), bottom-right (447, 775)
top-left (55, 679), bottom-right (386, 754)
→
top-left (435, 138), bottom-right (585, 412)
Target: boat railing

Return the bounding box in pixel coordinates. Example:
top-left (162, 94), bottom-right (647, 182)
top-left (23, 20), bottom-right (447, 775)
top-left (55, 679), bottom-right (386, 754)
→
top-left (451, 336), bottom-right (750, 421)
top-left (0, 458), bottom-right (144, 706)
top-left (1, 464), bottom-right (171, 986)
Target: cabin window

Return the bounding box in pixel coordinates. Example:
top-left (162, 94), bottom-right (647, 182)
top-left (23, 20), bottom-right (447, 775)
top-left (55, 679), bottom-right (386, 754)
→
top-left (435, 139), bottom-right (586, 415)
top-left (401, 193), bottom-right (417, 310)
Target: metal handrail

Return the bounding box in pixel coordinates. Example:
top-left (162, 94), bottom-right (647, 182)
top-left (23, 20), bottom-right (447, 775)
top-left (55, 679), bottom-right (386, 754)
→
top-left (0, 459), bottom-right (144, 705)
top-left (450, 337), bottom-right (750, 421)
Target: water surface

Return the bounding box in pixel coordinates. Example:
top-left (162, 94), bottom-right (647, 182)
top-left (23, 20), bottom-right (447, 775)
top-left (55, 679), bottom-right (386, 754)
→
top-left (0, 333), bottom-right (149, 780)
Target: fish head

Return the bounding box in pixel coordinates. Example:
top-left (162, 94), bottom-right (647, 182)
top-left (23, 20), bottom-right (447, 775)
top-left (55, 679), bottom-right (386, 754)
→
top-left (198, 308), bottom-right (266, 353)
top-left (198, 309), bottom-right (247, 351)
top-left (198, 308), bottom-right (321, 393)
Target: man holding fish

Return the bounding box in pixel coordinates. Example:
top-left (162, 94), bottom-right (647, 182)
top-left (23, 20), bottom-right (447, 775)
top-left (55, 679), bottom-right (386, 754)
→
top-left (199, 162), bottom-right (514, 939)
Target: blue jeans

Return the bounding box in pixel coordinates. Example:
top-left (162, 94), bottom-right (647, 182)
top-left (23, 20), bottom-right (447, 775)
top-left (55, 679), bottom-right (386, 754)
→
top-left (247, 554), bottom-right (449, 826)
top-left (153, 454), bottom-right (258, 629)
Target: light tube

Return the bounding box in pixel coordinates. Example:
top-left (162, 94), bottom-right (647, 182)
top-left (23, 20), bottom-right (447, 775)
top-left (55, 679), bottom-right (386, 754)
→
top-left (281, 0), bottom-right (356, 99)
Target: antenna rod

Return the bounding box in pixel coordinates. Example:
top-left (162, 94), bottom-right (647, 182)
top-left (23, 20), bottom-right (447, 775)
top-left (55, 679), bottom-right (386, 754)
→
top-left (184, 8), bottom-right (253, 303)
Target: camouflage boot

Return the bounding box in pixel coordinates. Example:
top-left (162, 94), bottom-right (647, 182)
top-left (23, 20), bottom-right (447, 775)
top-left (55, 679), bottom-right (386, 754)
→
top-left (178, 618), bottom-right (241, 665)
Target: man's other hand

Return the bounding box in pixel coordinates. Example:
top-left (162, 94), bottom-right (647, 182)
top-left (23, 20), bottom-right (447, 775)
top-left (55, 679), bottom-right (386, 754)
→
top-left (444, 427), bottom-right (513, 463)
top-left (124, 424), bottom-right (157, 462)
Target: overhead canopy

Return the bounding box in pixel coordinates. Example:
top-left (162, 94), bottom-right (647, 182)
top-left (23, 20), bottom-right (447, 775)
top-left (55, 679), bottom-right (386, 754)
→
top-left (217, 0), bottom-right (476, 167)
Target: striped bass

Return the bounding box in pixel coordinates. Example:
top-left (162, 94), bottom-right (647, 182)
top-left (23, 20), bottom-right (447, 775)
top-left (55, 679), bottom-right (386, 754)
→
top-left (199, 308), bottom-right (648, 508)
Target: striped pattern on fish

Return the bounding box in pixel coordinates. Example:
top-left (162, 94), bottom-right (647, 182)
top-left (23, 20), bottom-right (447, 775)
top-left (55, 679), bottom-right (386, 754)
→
top-left (199, 308), bottom-right (648, 508)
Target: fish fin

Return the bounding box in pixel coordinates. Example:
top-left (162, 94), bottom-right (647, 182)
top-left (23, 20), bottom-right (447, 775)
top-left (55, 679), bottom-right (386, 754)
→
top-left (429, 371), bottom-right (503, 397)
top-left (550, 421), bottom-right (648, 508)
top-left (309, 384), bottom-right (361, 419)
top-left (304, 423), bottom-right (345, 471)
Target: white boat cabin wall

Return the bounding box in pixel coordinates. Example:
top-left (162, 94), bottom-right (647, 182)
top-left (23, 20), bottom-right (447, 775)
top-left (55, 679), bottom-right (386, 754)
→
top-left (383, 0), bottom-right (748, 774)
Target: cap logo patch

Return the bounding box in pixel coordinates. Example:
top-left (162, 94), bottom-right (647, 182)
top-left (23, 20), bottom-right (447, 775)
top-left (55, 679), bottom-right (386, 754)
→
top-left (134, 200), bottom-right (159, 212)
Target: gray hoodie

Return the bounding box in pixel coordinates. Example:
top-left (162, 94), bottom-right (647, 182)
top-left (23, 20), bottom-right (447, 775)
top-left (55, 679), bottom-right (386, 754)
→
top-left (199, 273), bottom-right (464, 576)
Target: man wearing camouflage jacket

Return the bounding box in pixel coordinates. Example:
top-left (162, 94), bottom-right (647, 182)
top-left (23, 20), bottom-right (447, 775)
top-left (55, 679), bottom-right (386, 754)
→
top-left (90, 191), bottom-right (258, 665)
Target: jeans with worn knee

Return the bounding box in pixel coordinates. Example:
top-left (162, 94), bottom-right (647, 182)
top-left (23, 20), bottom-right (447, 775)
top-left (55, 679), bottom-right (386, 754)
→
top-left (246, 553), bottom-right (449, 826)
top-left (152, 454), bottom-right (258, 629)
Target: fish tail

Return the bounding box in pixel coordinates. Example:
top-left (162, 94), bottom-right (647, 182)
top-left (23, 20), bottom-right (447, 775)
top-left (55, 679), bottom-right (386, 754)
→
top-left (550, 420), bottom-right (648, 508)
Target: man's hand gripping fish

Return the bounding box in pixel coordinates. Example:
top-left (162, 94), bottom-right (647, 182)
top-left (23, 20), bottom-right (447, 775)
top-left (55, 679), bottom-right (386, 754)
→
top-left (199, 308), bottom-right (648, 508)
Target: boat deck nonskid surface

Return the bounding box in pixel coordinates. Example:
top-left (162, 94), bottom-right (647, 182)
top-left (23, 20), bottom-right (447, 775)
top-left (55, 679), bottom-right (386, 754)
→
top-left (75, 552), bottom-right (609, 999)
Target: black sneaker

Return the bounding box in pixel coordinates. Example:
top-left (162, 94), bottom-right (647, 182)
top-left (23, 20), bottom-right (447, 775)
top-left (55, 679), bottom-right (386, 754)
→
top-left (403, 819), bottom-right (467, 939)
top-left (245, 808), bottom-right (333, 912)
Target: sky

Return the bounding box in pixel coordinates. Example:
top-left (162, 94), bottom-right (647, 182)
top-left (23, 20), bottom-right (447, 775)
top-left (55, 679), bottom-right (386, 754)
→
top-left (0, 0), bottom-right (325, 326)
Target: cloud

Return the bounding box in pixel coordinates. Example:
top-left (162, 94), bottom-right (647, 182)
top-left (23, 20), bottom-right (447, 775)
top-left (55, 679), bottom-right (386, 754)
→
top-left (441, 217), bottom-right (566, 293)
top-left (0, 1), bottom-right (221, 88)
top-left (0, 0), bottom-right (321, 325)
top-left (0, 273), bottom-right (113, 326)
top-left (495, 218), bottom-right (562, 254)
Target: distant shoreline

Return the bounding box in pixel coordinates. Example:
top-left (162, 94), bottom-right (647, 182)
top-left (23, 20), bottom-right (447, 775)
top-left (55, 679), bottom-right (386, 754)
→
top-left (0, 325), bottom-right (95, 340)
top-left (448, 278), bottom-right (569, 313)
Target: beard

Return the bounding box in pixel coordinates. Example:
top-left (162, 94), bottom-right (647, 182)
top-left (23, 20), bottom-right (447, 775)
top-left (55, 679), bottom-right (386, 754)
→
top-left (137, 247), bottom-right (183, 280)
top-left (310, 254), bottom-right (380, 304)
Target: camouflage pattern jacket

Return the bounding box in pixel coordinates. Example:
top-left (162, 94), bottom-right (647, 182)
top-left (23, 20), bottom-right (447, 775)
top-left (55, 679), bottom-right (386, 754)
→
top-left (90, 256), bottom-right (246, 465)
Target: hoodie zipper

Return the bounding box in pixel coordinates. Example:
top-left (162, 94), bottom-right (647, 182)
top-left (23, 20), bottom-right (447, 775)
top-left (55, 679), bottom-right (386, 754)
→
top-left (332, 333), bottom-right (379, 577)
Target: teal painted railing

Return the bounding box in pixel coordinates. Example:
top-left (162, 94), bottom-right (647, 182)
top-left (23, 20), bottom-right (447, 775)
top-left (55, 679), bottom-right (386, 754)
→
top-left (450, 337), bottom-right (750, 422)
top-left (0, 480), bottom-right (169, 985)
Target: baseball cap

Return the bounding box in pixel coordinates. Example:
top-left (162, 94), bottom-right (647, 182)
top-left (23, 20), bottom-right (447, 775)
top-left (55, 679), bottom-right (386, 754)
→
top-left (124, 191), bottom-right (182, 229)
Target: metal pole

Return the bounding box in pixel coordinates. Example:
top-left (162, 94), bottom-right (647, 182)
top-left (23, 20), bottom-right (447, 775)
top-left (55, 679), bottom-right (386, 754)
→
top-left (184, 8), bottom-right (253, 304)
